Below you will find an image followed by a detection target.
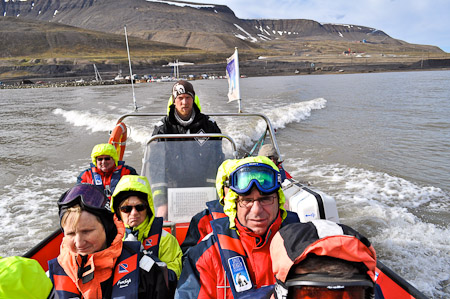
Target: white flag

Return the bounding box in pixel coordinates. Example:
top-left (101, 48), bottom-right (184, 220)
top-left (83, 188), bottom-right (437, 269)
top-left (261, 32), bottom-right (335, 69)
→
top-left (226, 48), bottom-right (241, 102)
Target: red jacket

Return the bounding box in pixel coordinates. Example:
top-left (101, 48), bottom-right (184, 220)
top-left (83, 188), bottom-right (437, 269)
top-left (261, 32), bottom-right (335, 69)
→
top-left (77, 161), bottom-right (137, 198)
top-left (176, 212), bottom-right (289, 298)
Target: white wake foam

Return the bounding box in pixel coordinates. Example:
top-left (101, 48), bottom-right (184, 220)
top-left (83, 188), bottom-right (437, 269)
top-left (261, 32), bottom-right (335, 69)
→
top-left (53, 108), bottom-right (117, 133)
top-left (221, 98), bottom-right (327, 149)
top-left (0, 164), bottom-right (83, 257)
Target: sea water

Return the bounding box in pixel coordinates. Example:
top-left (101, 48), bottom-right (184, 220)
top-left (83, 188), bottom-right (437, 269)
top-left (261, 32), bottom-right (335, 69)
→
top-left (0, 70), bottom-right (449, 297)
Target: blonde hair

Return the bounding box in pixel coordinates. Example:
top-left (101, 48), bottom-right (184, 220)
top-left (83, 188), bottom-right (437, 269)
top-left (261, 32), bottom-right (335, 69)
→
top-left (61, 205), bottom-right (102, 232)
top-left (61, 205), bottom-right (82, 232)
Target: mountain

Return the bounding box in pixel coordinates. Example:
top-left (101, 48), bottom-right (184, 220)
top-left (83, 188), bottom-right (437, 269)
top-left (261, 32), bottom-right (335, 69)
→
top-left (1, 0), bottom-right (448, 82)
top-left (1, 0), bottom-right (258, 52)
top-left (1, 0), bottom-right (443, 53)
top-left (0, 17), bottom-right (188, 58)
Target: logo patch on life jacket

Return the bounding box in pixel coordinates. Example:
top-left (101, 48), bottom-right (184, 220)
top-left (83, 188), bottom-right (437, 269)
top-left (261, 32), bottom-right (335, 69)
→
top-left (113, 255), bottom-right (138, 286)
top-left (195, 129), bottom-right (209, 146)
top-left (228, 256), bottom-right (252, 292)
top-left (93, 173), bottom-right (102, 185)
top-left (117, 278), bottom-right (132, 288)
top-left (118, 263), bottom-right (129, 274)
top-left (143, 234), bottom-right (159, 250)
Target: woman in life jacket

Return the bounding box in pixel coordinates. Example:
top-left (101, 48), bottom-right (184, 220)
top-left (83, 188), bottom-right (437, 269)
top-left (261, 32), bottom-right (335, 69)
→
top-left (77, 143), bottom-right (138, 199)
top-left (111, 175), bottom-right (182, 296)
top-left (47, 183), bottom-right (169, 299)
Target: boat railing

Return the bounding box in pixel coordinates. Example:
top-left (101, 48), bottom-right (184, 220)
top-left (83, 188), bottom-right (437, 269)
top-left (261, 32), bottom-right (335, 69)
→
top-left (145, 133), bottom-right (238, 153)
top-left (115, 112), bottom-right (282, 159)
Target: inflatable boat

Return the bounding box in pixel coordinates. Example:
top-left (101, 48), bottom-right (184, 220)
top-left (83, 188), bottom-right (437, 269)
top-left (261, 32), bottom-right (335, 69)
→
top-left (24, 112), bottom-right (428, 299)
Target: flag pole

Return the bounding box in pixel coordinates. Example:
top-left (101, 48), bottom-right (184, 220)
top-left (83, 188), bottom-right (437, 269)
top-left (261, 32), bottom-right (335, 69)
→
top-left (124, 25), bottom-right (138, 111)
top-left (234, 48), bottom-right (242, 113)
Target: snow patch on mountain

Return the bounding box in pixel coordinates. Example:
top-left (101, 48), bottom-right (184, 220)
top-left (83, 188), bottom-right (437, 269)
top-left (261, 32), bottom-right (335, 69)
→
top-left (146, 0), bottom-right (215, 9)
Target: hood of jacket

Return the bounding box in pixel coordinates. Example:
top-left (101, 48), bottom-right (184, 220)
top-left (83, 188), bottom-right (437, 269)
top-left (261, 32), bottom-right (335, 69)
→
top-left (91, 143), bottom-right (119, 167)
top-left (222, 156), bottom-right (287, 230)
top-left (0, 256), bottom-right (53, 299)
top-left (111, 175), bottom-right (156, 240)
top-left (270, 220), bottom-right (377, 283)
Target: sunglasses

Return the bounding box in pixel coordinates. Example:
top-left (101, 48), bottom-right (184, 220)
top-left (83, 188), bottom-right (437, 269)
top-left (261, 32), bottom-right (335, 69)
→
top-left (119, 204), bottom-right (147, 213)
top-left (97, 157), bottom-right (111, 162)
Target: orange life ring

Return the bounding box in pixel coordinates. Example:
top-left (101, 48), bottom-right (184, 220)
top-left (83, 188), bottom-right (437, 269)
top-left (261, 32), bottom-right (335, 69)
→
top-left (108, 122), bottom-right (127, 161)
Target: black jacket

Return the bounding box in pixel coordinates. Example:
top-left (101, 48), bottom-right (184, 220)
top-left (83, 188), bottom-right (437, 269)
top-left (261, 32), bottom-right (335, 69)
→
top-left (152, 105), bottom-right (221, 137)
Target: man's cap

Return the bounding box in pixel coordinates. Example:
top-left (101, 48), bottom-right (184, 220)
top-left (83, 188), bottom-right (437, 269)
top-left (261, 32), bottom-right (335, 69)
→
top-left (172, 80), bottom-right (195, 100)
top-left (167, 80), bottom-right (202, 115)
top-left (258, 144), bottom-right (279, 161)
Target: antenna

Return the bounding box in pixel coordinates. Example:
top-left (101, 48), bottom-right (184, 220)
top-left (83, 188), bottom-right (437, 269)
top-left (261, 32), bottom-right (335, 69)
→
top-left (124, 25), bottom-right (138, 111)
top-left (93, 64), bottom-right (102, 82)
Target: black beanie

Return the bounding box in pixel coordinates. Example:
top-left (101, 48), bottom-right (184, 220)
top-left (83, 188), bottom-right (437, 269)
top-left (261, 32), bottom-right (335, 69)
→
top-left (172, 80), bottom-right (195, 100)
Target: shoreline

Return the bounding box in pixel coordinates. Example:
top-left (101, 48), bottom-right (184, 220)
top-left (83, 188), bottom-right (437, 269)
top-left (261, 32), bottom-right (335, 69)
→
top-left (1, 58), bottom-right (450, 89)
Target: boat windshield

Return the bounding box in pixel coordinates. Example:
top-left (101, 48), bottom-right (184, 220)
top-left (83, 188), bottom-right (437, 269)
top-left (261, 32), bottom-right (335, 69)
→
top-left (142, 136), bottom-right (235, 222)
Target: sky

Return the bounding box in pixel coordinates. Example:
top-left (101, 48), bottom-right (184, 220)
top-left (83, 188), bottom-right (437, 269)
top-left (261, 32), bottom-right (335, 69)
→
top-left (185, 0), bottom-right (450, 53)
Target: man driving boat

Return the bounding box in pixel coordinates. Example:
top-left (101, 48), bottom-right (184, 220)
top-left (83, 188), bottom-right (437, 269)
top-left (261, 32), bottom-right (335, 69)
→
top-left (151, 80), bottom-right (222, 219)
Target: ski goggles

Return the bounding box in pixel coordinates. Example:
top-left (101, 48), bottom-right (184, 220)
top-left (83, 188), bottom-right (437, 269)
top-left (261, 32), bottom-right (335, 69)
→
top-left (227, 163), bottom-right (281, 195)
top-left (285, 274), bottom-right (373, 299)
top-left (58, 184), bottom-right (110, 215)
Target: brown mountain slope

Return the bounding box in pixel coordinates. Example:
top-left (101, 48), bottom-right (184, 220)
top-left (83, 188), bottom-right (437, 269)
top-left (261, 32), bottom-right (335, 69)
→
top-left (1, 0), bottom-right (443, 53)
top-left (1, 0), bottom-right (259, 51)
top-left (0, 17), bottom-right (210, 60)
